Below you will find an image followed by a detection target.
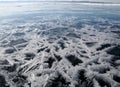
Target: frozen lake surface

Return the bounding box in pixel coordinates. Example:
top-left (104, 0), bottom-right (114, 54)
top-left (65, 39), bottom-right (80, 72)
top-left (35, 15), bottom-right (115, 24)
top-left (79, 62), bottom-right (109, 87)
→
top-left (0, 2), bottom-right (120, 87)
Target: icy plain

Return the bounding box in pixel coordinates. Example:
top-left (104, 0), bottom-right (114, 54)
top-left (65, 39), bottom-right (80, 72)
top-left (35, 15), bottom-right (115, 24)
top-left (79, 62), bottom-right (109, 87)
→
top-left (0, 1), bottom-right (120, 87)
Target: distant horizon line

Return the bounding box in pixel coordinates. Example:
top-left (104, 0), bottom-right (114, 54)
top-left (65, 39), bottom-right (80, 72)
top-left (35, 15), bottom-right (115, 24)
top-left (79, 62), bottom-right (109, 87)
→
top-left (0, 1), bottom-right (114, 3)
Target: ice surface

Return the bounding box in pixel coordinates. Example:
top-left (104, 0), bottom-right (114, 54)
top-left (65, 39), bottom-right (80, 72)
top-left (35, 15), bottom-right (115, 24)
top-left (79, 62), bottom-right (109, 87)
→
top-left (0, 2), bottom-right (120, 87)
